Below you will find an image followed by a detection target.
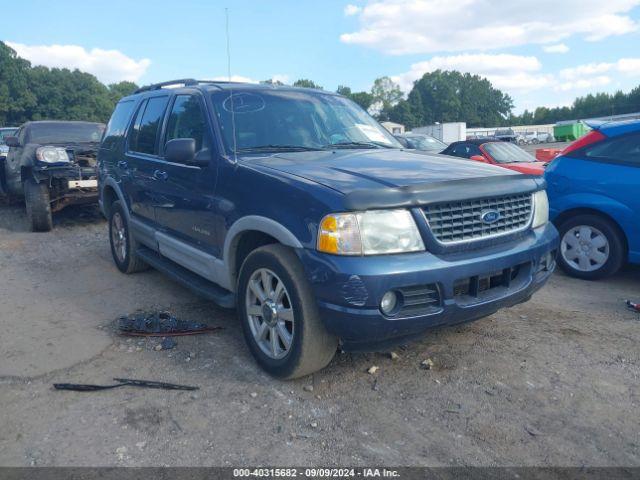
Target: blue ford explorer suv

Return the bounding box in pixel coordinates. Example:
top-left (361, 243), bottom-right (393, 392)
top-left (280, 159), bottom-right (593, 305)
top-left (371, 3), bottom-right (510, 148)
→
top-left (98, 80), bottom-right (558, 378)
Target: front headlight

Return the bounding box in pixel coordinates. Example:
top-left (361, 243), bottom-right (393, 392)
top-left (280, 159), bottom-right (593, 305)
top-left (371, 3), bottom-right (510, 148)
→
top-left (318, 209), bottom-right (425, 255)
top-left (36, 146), bottom-right (70, 164)
top-left (532, 190), bottom-right (549, 229)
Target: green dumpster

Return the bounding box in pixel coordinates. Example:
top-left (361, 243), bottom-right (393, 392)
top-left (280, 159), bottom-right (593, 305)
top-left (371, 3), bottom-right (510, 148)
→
top-left (553, 121), bottom-right (589, 142)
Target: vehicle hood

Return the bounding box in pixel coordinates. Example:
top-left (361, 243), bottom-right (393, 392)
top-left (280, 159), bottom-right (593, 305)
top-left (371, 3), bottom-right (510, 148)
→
top-left (501, 162), bottom-right (546, 175)
top-left (242, 149), bottom-right (519, 195)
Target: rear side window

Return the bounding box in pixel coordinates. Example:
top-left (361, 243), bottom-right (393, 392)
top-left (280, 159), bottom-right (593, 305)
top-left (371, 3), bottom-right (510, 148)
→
top-left (129, 96), bottom-right (169, 155)
top-left (584, 133), bottom-right (640, 165)
top-left (102, 101), bottom-right (135, 150)
top-left (165, 95), bottom-right (210, 151)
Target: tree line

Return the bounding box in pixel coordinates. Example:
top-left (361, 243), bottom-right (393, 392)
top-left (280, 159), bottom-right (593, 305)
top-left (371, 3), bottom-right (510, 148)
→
top-left (0, 42), bottom-right (138, 126)
top-left (2, 40), bottom-right (640, 129)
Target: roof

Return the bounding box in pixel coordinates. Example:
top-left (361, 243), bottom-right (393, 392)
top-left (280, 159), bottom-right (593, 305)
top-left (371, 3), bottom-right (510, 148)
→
top-left (128, 78), bottom-right (339, 99)
top-left (455, 137), bottom-right (502, 145)
top-left (22, 120), bottom-right (105, 128)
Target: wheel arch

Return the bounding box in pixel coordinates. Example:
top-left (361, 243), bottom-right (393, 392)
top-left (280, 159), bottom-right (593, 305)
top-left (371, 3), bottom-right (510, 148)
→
top-left (100, 177), bottom-right (128, 219)
top-left (224, 216), bottom-right (303, 289)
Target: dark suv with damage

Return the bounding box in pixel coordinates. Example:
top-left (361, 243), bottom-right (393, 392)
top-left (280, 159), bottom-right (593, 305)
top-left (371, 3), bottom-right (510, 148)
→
top-left (99, 80), bottom-right (558, 378)
top-left (2, 121), bottom-right (105, 231)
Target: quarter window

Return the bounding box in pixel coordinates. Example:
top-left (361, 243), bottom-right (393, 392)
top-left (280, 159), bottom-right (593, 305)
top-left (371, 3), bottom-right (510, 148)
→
top-left (129, 96), bottom-right (169, 155)
top-left (103, 100), bottom-right (135, 150)
top-left (165, 95), bottom-right (209, 151)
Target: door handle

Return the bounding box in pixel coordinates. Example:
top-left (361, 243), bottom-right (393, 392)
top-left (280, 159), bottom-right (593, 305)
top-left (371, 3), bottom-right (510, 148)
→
top-left (153, 170), bottom-right (169, 181)
top-left (117, 160), bottom-right (128, 170)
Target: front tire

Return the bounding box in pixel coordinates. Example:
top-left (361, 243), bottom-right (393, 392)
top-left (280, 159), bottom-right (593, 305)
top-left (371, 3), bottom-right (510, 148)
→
top-left (108, 200), bottom-right (148, 273)
top-left (237, 244), bottom-right (337, 379)
top-left (557, 214), bottom-right (625, 280)
top-left (24, 179), bottom-right (53, 232)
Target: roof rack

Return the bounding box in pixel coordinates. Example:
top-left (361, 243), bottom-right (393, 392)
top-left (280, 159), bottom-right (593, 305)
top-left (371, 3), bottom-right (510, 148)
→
top-left (134, 79), bottom-right (207, 94)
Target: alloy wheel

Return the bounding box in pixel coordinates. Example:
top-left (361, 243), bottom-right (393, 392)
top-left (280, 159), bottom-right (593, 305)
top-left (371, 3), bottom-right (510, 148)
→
top-left (245, 268), bottom-right (295, 360)
top-left (111, 212), bottom-right (127, 263)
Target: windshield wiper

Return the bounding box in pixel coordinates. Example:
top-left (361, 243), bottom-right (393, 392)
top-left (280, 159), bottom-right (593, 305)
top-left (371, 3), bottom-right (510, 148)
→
top-left (323, 141), bottom-right (394, 149)
top-left (236, 144), bottom-right (324, 153)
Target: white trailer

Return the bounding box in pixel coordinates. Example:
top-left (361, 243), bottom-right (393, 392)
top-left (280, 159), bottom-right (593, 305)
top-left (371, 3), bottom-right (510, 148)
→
top-left (411, 122), bottom-right (466, 143)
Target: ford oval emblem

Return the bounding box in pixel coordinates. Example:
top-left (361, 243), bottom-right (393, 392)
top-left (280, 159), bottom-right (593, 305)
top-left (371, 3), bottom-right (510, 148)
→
top-left (481, 209), bottom-right (501, 224)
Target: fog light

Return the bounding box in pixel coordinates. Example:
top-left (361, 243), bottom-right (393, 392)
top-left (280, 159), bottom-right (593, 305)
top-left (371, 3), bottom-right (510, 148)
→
top-left (380, 291), bottom-right (398, 315)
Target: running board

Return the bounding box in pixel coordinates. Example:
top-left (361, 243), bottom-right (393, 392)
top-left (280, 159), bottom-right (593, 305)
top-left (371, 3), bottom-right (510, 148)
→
top-left (136, 247), bottom-right (235, 309)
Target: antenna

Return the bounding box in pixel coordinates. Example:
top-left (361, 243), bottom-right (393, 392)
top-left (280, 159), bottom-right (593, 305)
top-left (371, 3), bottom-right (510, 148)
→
top-left (225, 7), bottom-right (238, 162)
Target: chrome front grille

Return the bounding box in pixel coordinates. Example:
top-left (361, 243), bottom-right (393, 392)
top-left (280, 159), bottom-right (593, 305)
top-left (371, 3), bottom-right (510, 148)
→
top-left (423, 193), bottom-right (533, 244)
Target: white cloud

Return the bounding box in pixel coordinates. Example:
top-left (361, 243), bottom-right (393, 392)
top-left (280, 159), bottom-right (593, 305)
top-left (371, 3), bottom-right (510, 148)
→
top-left (340, 0), bottom-right (640, 54)
top-left (209, 75), bottom-right (260, 83)
top-left (543, 43), bottom-right (569, 53)
top-left (270, 74), bottom-right (290, 84)
top-left (391, 54), bottom-right (554, 93)
top-left (559, 58), bottom-right (640, 81)
top-left (6, 42), bottom-right (150, 84)
top-left (557, 75), bottom-right (612, 91)
top-left (344, 4), bottom-right (362, 15)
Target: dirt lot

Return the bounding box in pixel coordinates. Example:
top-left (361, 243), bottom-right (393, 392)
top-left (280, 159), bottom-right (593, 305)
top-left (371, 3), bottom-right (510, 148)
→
top-left (0, 201), bottom-right (639, 467)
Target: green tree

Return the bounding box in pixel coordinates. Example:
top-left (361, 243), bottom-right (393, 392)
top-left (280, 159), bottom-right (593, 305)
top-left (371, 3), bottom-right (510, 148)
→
top-left (292, 78), bottom-right (322, 89)
top-left (370, 76), bottom-right (403, 120)
top-left (0, 42), bottom-right (37, 126)
top-left (336, 85), bottom-right (375, 111)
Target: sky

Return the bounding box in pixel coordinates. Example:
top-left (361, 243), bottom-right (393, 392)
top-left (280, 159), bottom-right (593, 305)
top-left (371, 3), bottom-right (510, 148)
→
top-left (3, 0), bottom-right (640, 113)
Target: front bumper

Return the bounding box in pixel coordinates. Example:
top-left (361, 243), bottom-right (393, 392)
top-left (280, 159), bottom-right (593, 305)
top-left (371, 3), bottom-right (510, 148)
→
top-left (298, 223), bottom-right (559, 351)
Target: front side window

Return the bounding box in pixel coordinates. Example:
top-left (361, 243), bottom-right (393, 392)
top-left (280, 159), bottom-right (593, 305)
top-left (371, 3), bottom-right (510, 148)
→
top-left (483, 142), bottom-right (536, 163)
top-left (165, 95), bottom-right (209, 151)
top-left (129, 96), bottom-right (169, 155)
top-left (211, 89), bottom-right (401, 154)
top-left (584, 133), bottom-right (640, 165)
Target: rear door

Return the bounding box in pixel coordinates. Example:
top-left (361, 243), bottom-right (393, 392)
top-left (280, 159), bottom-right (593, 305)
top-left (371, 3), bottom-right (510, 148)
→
top-left (579, 131), bottom-right (640, 260)
top-left (154, 93), bottom-right (219, 255)
top-left (124, 95), bottom-right (170, 224)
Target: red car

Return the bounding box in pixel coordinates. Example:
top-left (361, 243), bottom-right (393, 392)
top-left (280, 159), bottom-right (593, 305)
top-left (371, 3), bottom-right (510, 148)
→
top-left (441, 138), bottom-right (547, 175)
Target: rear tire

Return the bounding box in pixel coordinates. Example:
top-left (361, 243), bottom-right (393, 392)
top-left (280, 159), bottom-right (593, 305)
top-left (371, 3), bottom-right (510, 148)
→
top-left (24, 179), bottom-right (52, 232)
top-left (109, 200), bottom-right (148, 273)
top-left (237, 244), bottom-right (337, 379)
top-left (557, 214), bottom-right (625, 280)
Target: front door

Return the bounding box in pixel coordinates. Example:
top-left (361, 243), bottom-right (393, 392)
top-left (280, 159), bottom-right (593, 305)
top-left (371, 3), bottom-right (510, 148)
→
top-left (154, 94), bottom-right (220, 256)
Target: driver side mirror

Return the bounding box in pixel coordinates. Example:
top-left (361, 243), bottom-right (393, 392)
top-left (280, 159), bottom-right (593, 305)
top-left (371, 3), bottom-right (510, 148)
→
top-left (165, 138), bottom-right (209, 167)
top-left (470, 154), bottom-right (489, 163)
top-left (4, 136), bottom-right (20, 148)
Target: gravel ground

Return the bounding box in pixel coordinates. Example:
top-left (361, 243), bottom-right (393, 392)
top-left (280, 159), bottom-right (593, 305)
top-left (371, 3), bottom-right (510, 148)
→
top-left (0, 201), bottom-right (639, 467)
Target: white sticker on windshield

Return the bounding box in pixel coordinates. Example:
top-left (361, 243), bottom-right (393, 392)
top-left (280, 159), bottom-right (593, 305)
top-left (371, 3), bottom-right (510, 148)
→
top-left (355, 124), bottom-right (391, 144)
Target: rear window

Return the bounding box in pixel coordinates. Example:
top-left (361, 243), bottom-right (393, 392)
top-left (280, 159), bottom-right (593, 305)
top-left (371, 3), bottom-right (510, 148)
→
top-left (0, 129), bottom-right (17, 144)
top-left (129, 96), bottom-right (169, 155)
top-left (484, 142), bottom-right (536, 163)
top-left (28, 123), bottom-right (105, 144)
top-left (102, 101), bottom-right (135, 150)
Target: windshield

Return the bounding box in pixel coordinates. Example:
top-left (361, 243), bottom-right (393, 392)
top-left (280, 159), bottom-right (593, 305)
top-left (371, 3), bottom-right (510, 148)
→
top-left (0, 128), bottom-right (17, 145)
top-left (29, 123), bottom-right (105, 144)
top-left (405, 135), bottom-right (447, 152)
top-left (484, 142), bottom-right (537, 163)
top-left (211, 89), bottom-right (402, 153)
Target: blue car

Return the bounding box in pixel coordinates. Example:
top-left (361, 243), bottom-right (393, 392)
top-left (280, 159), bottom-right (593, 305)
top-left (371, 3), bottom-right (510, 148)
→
top-left (545, 119), bottom-right (640, 279)
top-left (98, 80), bottom-right (557, 378)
